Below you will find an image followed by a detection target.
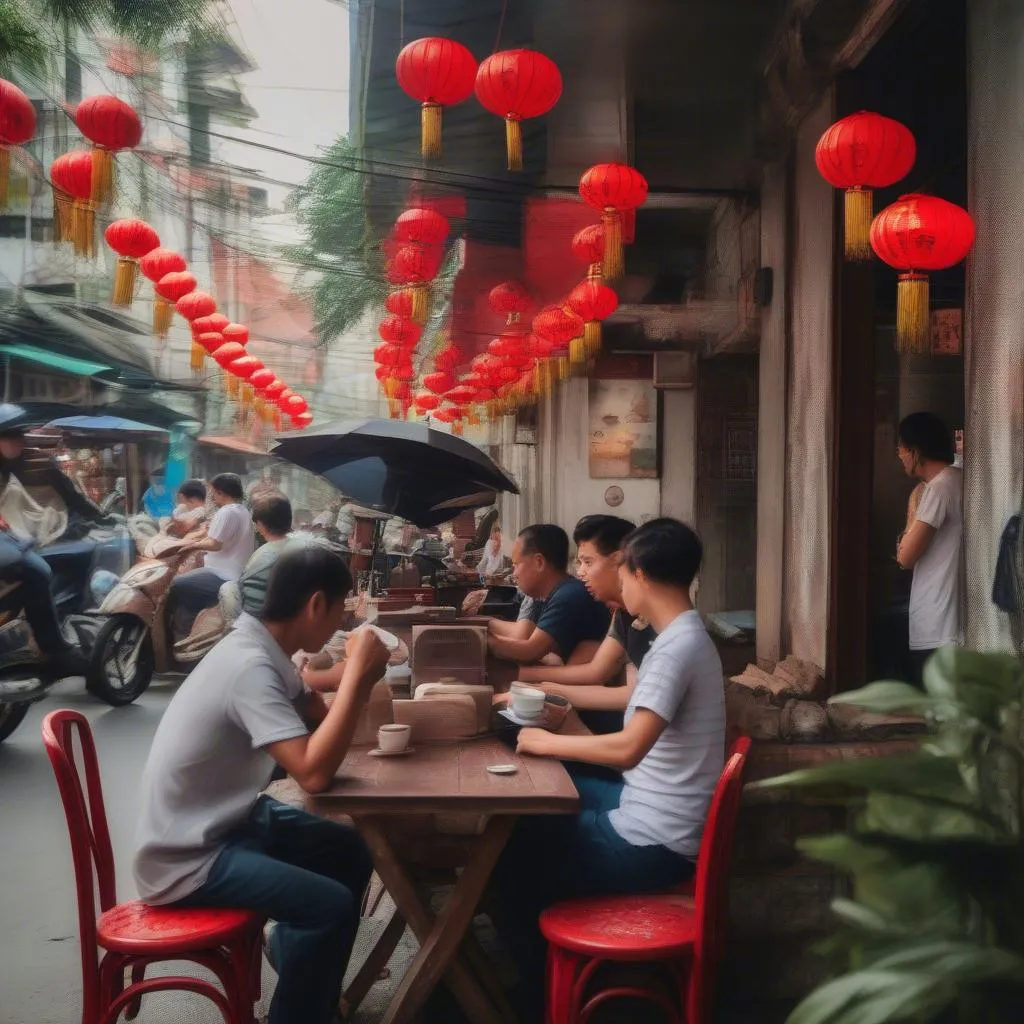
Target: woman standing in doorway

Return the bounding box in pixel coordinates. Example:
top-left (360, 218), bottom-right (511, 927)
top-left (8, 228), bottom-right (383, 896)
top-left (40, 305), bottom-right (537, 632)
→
top-left (896, 412), bottom-right (963, 684)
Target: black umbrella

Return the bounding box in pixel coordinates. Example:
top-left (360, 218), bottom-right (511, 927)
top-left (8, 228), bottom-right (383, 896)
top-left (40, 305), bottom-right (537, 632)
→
top-left (272, 417), bottom-right (519, 528)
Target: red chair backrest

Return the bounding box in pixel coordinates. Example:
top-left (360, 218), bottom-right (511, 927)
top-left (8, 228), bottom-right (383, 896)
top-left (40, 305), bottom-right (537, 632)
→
top-left (42, 710), bottom-right (118, 1014)
top-left (689, 735), bottom-right (752, 1020)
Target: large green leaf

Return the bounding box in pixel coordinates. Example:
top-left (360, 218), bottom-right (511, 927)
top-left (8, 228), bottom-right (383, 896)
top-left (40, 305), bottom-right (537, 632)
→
top-left (926, 648), bottom-right (1024, 728)
top-left (829, 680), bottom-right (942, 717)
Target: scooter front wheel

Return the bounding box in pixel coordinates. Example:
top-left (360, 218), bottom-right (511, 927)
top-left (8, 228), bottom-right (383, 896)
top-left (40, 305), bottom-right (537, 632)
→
top-left (86, 614), bottom-right (155, 707)
top-left (0, 701), bottom-right (30, 744)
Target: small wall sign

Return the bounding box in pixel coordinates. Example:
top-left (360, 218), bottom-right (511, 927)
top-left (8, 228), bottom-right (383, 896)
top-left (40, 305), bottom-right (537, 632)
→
top-left (930, 308), bottom-right (962, 356)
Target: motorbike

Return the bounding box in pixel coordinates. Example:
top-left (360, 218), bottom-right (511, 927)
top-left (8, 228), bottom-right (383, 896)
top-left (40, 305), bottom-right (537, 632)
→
top-left (0, 526), bottom-right (143, 744)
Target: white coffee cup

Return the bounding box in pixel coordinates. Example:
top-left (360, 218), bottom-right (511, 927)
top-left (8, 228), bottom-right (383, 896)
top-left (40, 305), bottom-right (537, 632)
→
top-left (511, 685), bottom-right (546, 720)
top-left (378, 723), bottom-right (412, 754)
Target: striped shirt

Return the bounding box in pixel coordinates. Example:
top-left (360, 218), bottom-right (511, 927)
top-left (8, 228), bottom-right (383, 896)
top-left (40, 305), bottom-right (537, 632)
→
top-left (609, 610), bottom-right (725, 858)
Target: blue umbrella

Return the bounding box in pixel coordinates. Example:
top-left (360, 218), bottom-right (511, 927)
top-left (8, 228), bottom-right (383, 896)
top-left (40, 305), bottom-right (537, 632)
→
top-left (47, 415), bottom-right (169, 442)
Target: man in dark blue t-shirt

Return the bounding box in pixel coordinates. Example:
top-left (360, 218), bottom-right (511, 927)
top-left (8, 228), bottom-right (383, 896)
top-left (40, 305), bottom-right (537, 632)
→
top-left (488, 523), bottom-right (610, 665)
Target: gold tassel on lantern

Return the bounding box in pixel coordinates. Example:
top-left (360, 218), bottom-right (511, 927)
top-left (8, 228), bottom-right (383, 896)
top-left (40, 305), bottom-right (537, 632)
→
top-left (72, 201), bottom-right (95, 257)
top-left (844, 187), bottom-right (874, 262)
top-left (226, 375), bottom-right (240, 401)
top-left (558, 355), bottom-right (571, 381)
top-left (453, 420), bottom-right (464, 436)
top-left (190, 341), bottom-right (204, 375)
top-left (468, 411), bottom-right (481, 427)
top-left (583, 320), bottom-right (602, 361)
top-left (505, 117), bottom-right (523, 172)
top-left (53, 189), bottom-right (73, 243)
top-left (896, 273), bottom-right (930, 354)
top-left (422, 103), bottom-right (442, 160)
top-left (111, 256), bottom-right (137, 307)
top-left (570, 336), bottom-right (587, 366)
top-left (242, 384), bottom-right (255, 408)
top-left (410, 285), bottom-right (430, 325)
top-left (153, 297), bottom-right (174, 338)
top-left (601, 209), bottom-right (624, 280)
top-left (90, 147), bottom-right (114, 206)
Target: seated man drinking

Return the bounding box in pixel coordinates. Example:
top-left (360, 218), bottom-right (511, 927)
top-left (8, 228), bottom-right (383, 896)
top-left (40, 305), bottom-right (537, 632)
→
top-left (133, 545), bottom-right (391, 1024)
top-left (487, 523), bottom-right (610, 667)
top-left (517, 514), bottom-right (657, 734)
top-left (489, 518), bottom-right (726, 1018)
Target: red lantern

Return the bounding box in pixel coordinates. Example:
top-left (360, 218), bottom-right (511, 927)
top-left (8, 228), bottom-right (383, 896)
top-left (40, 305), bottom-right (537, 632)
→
top-left (579, 163), bottom-right (649, 279)
top-left (388, 244), bottom-right (442, 324)
top-left (435, 343), bottom-right (462, 372)
top-left (816, 112), bottom-right (916, 261)
top-left (204, 336), bottom-right (233, 359)
top-left (396, 37), bottom-right (478, 160)
top-left (475, 50), bottom-right (562, 171)
top-left (222, 323), bottom-right (249, 346)
top-left (292, 412), bottom-right (314, 429)
top-left (533, 305), bottom-right (584, 349)
top-left (385, 290), bottom-right (414, 318)
top-left (50, 150), bottom-right (94, 255)
top-left (283, 395), bottom-right (308, 416)
top-left (870, 193), bottom-right (975, 353)
top-left (488, 280), bottom-right (532, 326)
top-left (176, 292), bottom-right (217, 321)
top-left (395, 208), bottom-right (450, 246)
top-left (571, 224), bottom-right (604, 278)
top-left (228, 356), bottom-right (261, 379)
top-left (414, 391), bottom-right (440, 413)
top-left (447, 384), bottom-right (478, 406)
top-left (141, 252), bottom-right (187, 336)
top-left (103, 219), bottom-right (159, 308)
top-left (566, 280), bottom-right (619, 362)
top-left (423, 371), bottom-right (455, 395)
top-left (378, 316), bottom-right (423, 349)
top-left (192, 313), bottom-right (230, 336)
top-left (373, 342), bottom-right (409, 368)
top-left (74, 95), bottom-right (142, 205)
top-left (250, 368), bottom-right (276, 392)
top-left (154, 270), bottom-right (197, 303)
top-left (0, 79), bottom-right (37, 210)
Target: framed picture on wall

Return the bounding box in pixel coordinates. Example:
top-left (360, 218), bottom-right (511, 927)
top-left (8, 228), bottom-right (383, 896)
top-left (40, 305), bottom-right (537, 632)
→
top-left (588, 378), bottom-right (660, 479)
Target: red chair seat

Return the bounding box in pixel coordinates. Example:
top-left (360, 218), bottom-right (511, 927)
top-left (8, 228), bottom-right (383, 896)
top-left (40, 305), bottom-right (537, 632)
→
top-left (98, 901), bottom-right (259, 954)
top-left (540, 895), bottom-right (697, 960)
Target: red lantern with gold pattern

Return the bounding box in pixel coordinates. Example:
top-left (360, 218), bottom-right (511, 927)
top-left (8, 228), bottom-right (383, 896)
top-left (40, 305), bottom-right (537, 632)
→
top-left (475, 50), bottom-right (562, 171)
top-left (870, 193), bottom-right (975, 354)
top-left (579, 163), bottom-right (648, 279)
top-left (395, 208), bottom-right (449, 247)
top-left (385, 290), bottom-right (414, 318)
top-left (388, 244), bottom-right (442, 323)
top-left (0, 79), bottom-right (36, 210)
top-left (532, 305), bottom-right (584, 350)
top-left (50, 150), bottom-right (94, 254)
top-left (378, 316), bottom-right (423, 349)
top-left (103, 219), bottom-right (159, 308)
top-left (396, 37), bottom-right (478, 160)
top-left (488, 280), bottom-right (532, 327)
top-left (141, 251), bottom-right (187, 336)
top-left (74, 95), bottom-right (142, 205)
top-left (571, 224), bottom-right (604, 279)
top-left (567, 280), bottom-right (619, 362)
top-left (816, 112), bottom-right (916, 261)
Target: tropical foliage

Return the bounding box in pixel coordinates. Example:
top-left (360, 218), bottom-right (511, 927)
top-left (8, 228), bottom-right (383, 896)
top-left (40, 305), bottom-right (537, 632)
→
top-left (284, 133), bottom-right (387, 345)
top-left (753, 647), bottom-right (1024, 1024)
top-left (0, 0), bottom-right (219, 77)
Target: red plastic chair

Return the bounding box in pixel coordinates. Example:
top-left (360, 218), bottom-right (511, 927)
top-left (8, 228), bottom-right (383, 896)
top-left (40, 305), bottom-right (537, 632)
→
top-left (539, 735), bottom-right (752, 1024)
top-left (42, 710), bottom-right (264, 1024)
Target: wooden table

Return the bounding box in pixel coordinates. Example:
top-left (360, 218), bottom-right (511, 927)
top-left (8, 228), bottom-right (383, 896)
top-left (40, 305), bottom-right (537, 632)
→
top-left (305, 736), bottom-right (580, 1024)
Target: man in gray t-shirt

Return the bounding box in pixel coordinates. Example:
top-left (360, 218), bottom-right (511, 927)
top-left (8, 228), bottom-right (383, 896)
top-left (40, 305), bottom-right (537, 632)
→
top-left (133, 546), bottom-right (390, 1024)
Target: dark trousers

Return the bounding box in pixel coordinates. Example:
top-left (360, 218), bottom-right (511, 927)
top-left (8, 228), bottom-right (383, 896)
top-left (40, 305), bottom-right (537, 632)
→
top-left (9, 549), bottom-right (69, 652)
top-left (178, 796), bottom-right (373, 1024)
top-left (490, 771), bottom-right (695, 1018)
top-left (169, 568), bottom-right (225, 634)
top-left (910, 648), bottom-right (938, 688)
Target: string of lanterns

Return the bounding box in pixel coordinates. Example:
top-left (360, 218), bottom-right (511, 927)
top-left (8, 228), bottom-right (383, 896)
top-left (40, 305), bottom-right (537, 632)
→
top-left (815, 110), bottom-right (975, 353)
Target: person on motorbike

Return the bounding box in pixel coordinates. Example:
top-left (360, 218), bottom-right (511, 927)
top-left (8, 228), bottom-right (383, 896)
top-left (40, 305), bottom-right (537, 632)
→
top-left (164, 479), bottom-right (207, 538)
top-left (140, 465), bottom-right (175, 520)
top-left (169, 473), bottom-right (253, 635)
top-left (0, 427), bottom-right (105, 676)
top-left (238, 494), bottom-right (294, 617)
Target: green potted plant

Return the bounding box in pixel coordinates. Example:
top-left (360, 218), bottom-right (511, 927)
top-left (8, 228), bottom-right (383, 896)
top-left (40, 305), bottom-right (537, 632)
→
top-left (753, 647), bottom-right (1024, 1023)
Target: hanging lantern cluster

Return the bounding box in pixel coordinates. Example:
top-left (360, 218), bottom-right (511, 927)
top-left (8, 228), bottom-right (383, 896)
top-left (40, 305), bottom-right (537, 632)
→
top-left (870, 193), bottom-right (975, 354)
top-left (50, 150), bottom-right (95, 255)
top-left (815, 111), bottom-right (916, 261)
top-left (140, 249), bottom-right (188, 336)
top-left (579, 163), bottom-right (649, 280)
top-left (103, 219), bottom-right (159, 307)
top-left (396, 38), bottom-right (561, 169)
top-left (0, 79), bottom-right (37, 210)
top-left (74, 94), bottom-right (142, 206)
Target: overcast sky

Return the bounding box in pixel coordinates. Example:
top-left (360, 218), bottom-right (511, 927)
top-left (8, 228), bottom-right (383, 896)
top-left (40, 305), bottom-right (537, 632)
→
top-left (222, 0), bottom-right (350, 244)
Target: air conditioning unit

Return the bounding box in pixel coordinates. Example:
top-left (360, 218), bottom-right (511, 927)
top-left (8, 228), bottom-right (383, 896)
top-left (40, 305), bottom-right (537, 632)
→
top-left (653, 351), bottom-right (697, 389)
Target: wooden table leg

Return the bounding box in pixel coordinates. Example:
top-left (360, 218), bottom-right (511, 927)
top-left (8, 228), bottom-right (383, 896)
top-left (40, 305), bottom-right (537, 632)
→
top-left (342, 905), bottom-right (407, 1019)
top-left (357, 815), bottom-right (515, 1024)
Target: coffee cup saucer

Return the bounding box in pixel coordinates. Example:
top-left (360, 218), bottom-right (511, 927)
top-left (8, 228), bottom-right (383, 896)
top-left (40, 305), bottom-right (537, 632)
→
top-left (368, 746), bottom-right (416, 758)
top-left (498, 707), bottom-right (549, 729)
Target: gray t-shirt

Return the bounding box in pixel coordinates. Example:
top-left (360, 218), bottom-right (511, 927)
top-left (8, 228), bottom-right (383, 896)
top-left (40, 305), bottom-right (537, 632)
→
top-left (133, 614), bottom-right (308, 904)
top-left (910, 466), bottom-right (963, 650)
top-left (237, 537), bottom-right (291, 617)
top-left (609, 610), bottom-right (725, 858)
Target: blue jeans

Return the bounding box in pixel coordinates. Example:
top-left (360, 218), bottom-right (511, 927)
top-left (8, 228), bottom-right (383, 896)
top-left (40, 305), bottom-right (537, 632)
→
top-left (177, 796), bottom-right (373, 1024)
top-left (490, 771), bottom-right (695, 1016)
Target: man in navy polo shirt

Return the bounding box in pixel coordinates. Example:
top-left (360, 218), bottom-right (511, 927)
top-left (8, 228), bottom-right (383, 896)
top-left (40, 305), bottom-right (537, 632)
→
top-left (488, 523), bottom-right (610, 666)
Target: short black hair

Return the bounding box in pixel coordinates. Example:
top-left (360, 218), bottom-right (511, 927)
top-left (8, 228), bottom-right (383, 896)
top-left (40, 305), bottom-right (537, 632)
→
top-left (623, 518), bottom-right (703, 589)
top-left (898, 412), bottom-right (955, 464)
top-left (261, 544), bottom-right (352, 622)
top-left (177, 479), bottom-right (206, 502)
top-left (253, 494), bottom-right (292, 535)
top-left (209, 472), bottom-right (244, 502)
top-left (518, 524), bottom-right (570, 572)
top-left (573, 515), bottom-right (636, 556)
